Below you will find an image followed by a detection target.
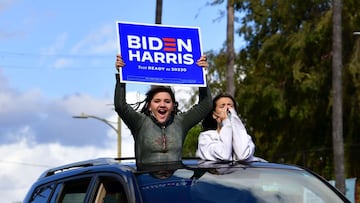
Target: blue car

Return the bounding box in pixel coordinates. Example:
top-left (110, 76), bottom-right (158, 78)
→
top-left (23, 157), bottom-right (350, 203)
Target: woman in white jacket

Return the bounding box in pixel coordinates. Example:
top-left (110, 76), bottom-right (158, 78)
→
top-left (196, 93), bottom-right (258, 161)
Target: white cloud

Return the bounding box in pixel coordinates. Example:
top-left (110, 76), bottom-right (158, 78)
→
top-left (0, 0), bottom-right (19, 13)
top-left (0, 83), bottom-right (116, 146)
top-left (70, 24), bottom-right (117, 55)
top-left (0, 68), bottom-right (199, 202)
top-left (0, 87), bottom-right (43, 114)
top-left (42, 32), bottom-right (68, 55)
top-left (0, 72), bottom-right (201, 202)
top-left (0, 116), bottom-right (136, 202)
top-left (0, 70), bottom-right (140, 202)
top-left (40, 32), bottom-right (76, 70)
top-left (40, 24), bottom-right (117, 70)
top-left (53, 57), bottom-right (73, 69)
top-left (0, 137), bottom-right (118, 202)
top-left (0, 88), bottom-right (195, 202)
top-left (173, 86), bottom-right (197, 111)
top-left (55, 93), bottom-right (113, 116)
top-left (0, 93), bottom-right (137, 203)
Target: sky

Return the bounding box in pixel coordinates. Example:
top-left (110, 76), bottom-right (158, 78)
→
top-left (0, 0), bottom-right (243, 202)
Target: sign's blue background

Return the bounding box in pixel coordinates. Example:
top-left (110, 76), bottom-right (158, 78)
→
top-left (117, 22), bottom-right (205, 86)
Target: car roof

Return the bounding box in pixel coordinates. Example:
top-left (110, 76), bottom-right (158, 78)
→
top-left (28, 157), bottom-right (350, 203)
top-left (38, 157), bottom-right (304, 180)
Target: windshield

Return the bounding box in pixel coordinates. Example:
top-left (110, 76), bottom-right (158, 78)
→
top-left (136, 166), bottom-right (347, 203)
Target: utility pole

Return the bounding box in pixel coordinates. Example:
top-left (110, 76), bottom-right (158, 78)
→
top-left (155, 0), bottom-right (163, 24)
top-left (117, 116), bottom-right (121, 158)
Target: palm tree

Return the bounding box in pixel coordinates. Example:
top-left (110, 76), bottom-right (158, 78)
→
top-left (226, 0), bottom-right (235, 96)
top-left (332, 0), bottom-right (346, 194)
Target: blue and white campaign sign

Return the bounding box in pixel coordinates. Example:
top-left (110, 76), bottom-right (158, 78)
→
top-left (116, 21), bottom-right (206, 86)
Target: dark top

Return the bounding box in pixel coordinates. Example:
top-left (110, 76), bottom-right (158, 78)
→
top-left (114, 74), bottom-right (212, 165)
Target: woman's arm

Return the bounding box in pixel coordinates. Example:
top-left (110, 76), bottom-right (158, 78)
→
top-left (114, 55), bottom-right (143, 137)
top-left (229, 109), bottom-right (255, 160)
top-left (196, 124), bottom-right (233, 161)
top-left (114, 74), bottom-right (142, 135)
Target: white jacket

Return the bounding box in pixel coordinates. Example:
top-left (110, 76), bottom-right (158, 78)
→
top-left (196, 108), bottom-right (257, 161)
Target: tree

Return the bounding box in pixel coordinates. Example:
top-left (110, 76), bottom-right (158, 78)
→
top-left (332, 0), bottom-right (346, 193)
top-left (183, 124), bottom-right (201, 157)
top-left (228, 0), bottom-right (360, 182)
top-left (188, 1), bottom-right (360, 184)
top-left (231, 0), bottom-right (335, 165)
top-left (226, 0), bottom-right (235, 96)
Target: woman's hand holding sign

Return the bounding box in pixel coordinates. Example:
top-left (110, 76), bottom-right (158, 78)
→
top-left (196, 55), bottom-right (208, 70)
top-left (115, 54), bottom-right (126, 72)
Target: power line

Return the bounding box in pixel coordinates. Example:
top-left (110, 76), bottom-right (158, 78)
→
top-left (0, 64), bottom-right (109, 70)
top-left (0, 51), bottom-right (115, 70)
top-left (0, 51), bottom-right (113, 58)
top-left (0, 160), bottom-right (53, 168)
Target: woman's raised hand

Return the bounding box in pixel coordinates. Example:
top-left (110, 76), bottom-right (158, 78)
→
top-left (196, 55), bottom-right (208, 69)
top-left (115, 54), bottom-right (126, 72)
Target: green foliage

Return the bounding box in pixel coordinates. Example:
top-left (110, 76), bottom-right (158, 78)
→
top-left (182, 124), bottom-right (202, 157)
top-left (204, 0), bottom-right (360, 179)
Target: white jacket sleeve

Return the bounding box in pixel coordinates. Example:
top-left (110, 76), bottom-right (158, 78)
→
top-left (229, 108), bottom-right (255, 161)
top-left (196, 119), bottom-right (233, 161)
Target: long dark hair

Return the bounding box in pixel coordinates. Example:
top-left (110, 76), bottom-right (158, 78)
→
top-left (201, 93), bottom-right (237, 131)
top-left (131, 86), bottom-right (179, 116)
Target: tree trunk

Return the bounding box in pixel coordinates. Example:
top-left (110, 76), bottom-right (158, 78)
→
top-left (332, 0), bottom-right (346, 194)
top-left (226, 0), bottom-right (235, 97)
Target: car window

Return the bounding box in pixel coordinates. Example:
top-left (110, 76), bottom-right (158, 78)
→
top-left (94, 176), bottom-right (128, 203)
top-left (137, 170), bottom-right (191, 203)
top-left (28, 183), bottom-right (55, 203)
top-left (192, 167), bottom-right (345, 203)
top-left (136, 167), bottom-right (346, 203)
top-left (26, 172), bottom-right (131, 203)
top-left (57, 177), bottom-right (92, 203)
top-left (49, 183), bottom-right (64, 203)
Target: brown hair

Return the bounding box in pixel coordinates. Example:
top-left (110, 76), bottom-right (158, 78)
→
top-left (201, 93), bottom-right (237, 131)
top-left (131, 86), bottom-right (179, 115)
